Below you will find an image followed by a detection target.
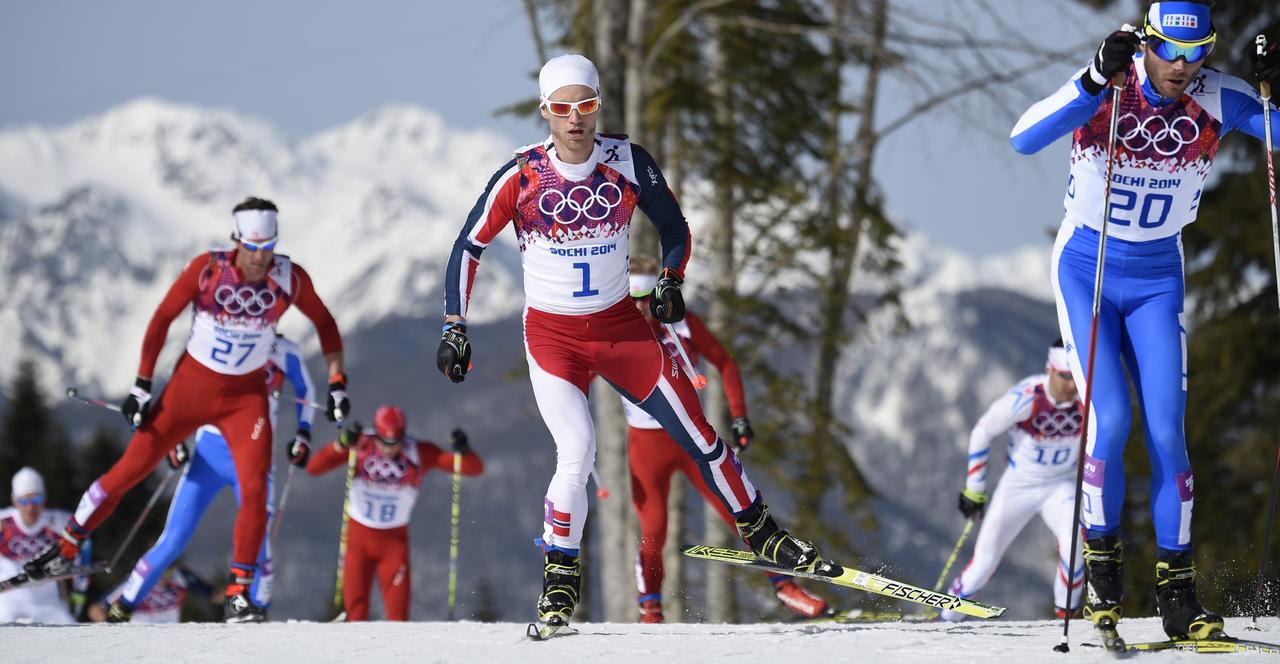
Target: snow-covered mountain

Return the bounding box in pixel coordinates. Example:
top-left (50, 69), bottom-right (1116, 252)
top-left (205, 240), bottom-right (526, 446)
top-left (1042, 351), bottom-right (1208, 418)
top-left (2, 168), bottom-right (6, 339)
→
top-left (0, 100), bottom-right (1070, 621)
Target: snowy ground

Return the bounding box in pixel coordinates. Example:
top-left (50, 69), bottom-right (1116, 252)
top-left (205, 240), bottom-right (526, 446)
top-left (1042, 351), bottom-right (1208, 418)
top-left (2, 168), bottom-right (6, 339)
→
top-left (5, 617), bottom-right (1279, 663)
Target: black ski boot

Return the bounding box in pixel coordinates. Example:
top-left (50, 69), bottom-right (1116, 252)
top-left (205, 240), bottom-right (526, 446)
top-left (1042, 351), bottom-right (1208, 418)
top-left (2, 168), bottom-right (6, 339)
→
top-left (735, 500), bottom-right (822, 573)
top-left (1083, 536), bottom-right (1125, 649)
top-left (535, 549), bottom-right (581, 627)
top-left (223, 570), bottom-right (266, 623)
top-left (105, 601), bottom-right (133, 623)
top-left (1155, 549), bottom-right (1224, 640)
top-left (22, 531), bottom-right (82, 580)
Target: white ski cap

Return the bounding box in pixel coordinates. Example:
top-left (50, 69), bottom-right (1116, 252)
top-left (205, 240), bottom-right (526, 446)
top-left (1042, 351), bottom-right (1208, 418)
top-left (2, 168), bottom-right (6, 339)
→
top-left (233, 209), bottom-right (278, 243)
top-left (1047, 346), bottom-right (1071, 374)
top-left (630, 273), bottom-right (658, 295)
top-left (11, 467), bottom-right (44, 498)
top-left (539, 54), bottom-right (600, 101)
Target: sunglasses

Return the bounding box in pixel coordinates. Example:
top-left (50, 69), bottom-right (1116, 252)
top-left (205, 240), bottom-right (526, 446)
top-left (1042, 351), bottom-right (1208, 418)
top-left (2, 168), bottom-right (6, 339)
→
top-left (376, 436), bottom-right (403, 447)
top-left (15, 495), bottom-right (44, 506)
top-left (542, 97), bottom-right (601, 118)
top-left (240, 237), bottom-right (277, 253)
top-left (1053, 371), bottom-right (1075, 381)
top-left (1148, 35), bottom-right (1215, 63)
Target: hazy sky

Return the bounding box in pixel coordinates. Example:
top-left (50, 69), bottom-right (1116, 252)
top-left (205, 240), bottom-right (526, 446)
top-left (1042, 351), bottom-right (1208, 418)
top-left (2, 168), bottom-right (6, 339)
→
top-left (0, 0), bottom-right (1157, 257)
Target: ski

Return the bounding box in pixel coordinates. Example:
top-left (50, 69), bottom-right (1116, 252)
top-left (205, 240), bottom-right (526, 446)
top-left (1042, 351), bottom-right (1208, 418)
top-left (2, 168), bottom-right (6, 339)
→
top-left (681, 544), bottom-right (1005, 619)
top-left (526, 619), bottom-right (575, 641)
top-left (1083, 636), bottom-right (1280, 655)
top-left (1091, 616), bottom-right (1132, 658)
top-left (0, 561), bottom-right (109, 594)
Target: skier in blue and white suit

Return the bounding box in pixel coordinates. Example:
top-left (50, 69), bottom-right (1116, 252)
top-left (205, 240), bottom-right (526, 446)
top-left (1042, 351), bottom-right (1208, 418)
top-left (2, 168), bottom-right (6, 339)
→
top-left (1010, 0), bottom-right (1279, 641)
top-left (102, 333), bottom-right (315, 622)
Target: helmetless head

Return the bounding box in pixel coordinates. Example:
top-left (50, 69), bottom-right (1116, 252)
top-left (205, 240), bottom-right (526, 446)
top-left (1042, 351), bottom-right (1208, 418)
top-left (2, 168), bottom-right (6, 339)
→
top-left (11, 467), bottom-right (46, 527)
top-left (231, 197), bottom-right (279, 281)
top-left (1046, 341), bottom-right (1078, 404)
top-left (1141, 1), bottom-right (1215, 99)
top-left (538, 54), bottom-right (601, 162)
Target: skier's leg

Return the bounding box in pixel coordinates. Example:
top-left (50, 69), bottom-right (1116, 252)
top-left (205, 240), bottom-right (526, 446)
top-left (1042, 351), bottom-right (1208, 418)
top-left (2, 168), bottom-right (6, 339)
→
top-left (1039, 480), bottom-right (1085, 612)
top-left (216, 386), bottom-right (272, 577)
top-left (376, 530), bottom-right (411, 621)
top-left (342, 521), bottom-right (375, 622)
top-left (628, 427), bottom-right (675, 608)
top-left (118, 431), bottom-right (225, 609)
top-left (227, 455), bottom-right (276, 609)
top-left (950, 476), bottom-right (1040, 601)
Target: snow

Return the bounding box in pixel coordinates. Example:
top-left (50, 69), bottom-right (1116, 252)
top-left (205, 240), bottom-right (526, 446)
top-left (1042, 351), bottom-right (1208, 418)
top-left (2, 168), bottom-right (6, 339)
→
top-left (5, 617), bottom-right (1276, 663)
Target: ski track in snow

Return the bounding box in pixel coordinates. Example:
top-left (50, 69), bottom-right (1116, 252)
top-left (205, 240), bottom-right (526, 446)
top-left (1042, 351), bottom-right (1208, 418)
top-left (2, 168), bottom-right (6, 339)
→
top-left (4, 617), bottom-right (1278, 663)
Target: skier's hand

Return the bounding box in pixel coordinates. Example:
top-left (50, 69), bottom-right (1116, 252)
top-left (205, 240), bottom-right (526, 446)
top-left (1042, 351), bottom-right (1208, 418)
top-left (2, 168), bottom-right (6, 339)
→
top-left (437, 322), bottom-right (472, 383)
top-left (326, 374), bottom-right (350, 423)
top-left (649, 268), bottom-right (685, 324)
top-left (288, 429), bottom-right (311, 468)
top-left (1256, 40), bottom-right (1280, 91)
top-left (337, 422), bottom-right (362, 450)
top-left (1083, 27), bottom-right (1141, 95)
top-left (121, 377), bottom-right (153, 429)
top-left (731, 417), bottom-right (754, 452)
top-left (166, 442), bottom-right (190, 470)
top-left (449, 428), bottom-right (471, 455)
top-left (958, 488), bottom-right (988, 519)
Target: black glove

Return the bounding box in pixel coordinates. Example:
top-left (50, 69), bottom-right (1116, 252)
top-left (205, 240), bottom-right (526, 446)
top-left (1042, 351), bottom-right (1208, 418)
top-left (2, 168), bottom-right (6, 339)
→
top-left (437, 322), bottom-right (472, 383)
top-left (288, 429), bottom-right (311, 468)
top-left (166, 442), bottom-right (189, 470)
top-left (731, 417), bottom-right (754, 451)
top-left (1082, 28), bottom-right (1141, 96)
top-left (326, 374), bottom-right (350, 423)
top-left (121, 377), bottom-right (153, 428)
top-left (958, 489), bottom-right (988, 520)
top-left (450, 428), bottom-right (471, 454)
top-left (649, 268), bottom-right (685, 324)
top-left (1256, 39), bottom-right (1280, 92)
top-left (337, 422), bottom-right (362, 449)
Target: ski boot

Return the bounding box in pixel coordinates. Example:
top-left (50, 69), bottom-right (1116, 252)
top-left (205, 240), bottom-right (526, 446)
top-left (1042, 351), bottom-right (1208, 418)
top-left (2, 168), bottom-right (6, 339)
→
top-left (771, 576), bottom-right (831, 618)
top-left (223, 570), bottom-right (266, 623)
top-left (534, 549), bottom-right (580, 631)
top-left (1083, 536), bottom-right (1125, 650)
top-left (22, 530), bottom-right (83, 580)
top-left (1154, 549), bottom-right (1224, 641)
top-left (638, 597), bottom-right (663, 624)
top-left (735, 501), bottom-right (822, 573)
top-left (938, 578), bottom-right (967, 622)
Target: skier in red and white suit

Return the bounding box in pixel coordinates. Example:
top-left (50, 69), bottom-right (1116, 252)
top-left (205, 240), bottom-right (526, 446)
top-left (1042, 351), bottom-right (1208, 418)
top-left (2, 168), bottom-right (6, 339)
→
top-left (623, 263), bottom-right (829, 622)
top-left (307, 406), bottom-right (482, 621)
top-left (24, 197), bottom-right (349, 623)
top-left (438, 54), bottom-right (822, 625)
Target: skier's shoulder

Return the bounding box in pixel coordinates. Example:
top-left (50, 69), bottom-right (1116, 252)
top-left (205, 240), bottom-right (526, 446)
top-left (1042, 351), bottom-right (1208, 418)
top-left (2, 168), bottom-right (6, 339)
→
top-left (1002, 374), bottom-right (1043, 413)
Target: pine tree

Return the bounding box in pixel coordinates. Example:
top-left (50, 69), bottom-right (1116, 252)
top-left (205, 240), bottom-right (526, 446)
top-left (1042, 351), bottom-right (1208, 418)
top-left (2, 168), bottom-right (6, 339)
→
top-left (0, 357), bottom-right (78, 508)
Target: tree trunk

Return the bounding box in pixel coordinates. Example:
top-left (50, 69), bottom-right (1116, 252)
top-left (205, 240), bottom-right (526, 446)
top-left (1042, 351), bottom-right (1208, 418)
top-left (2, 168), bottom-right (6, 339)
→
top-left (624, 0), bottom-right (659, 258)
top-left (702, 15), bottom-right (738, 624)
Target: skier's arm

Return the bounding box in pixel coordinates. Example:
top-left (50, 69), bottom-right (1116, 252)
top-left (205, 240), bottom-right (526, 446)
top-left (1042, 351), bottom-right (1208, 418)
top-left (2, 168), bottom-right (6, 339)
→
top-left (424, 441), bottom-right (484, 476)
top-left (305, 438), bottom-right (352, 476)
top-left (289, 264), bottom-right (344, 380)
top-left (444, 158), bottom-right (521, 323)
top-left (964, 386), bottom-right (1034, 495)
top-left (632, 144), bottom-right (691, 278)
top-left (137, 253), bottom-right (207, 379)
top-left (1009, 69), bottom-right (1107, 155)
top-left (685, 312), bottom-right (747, 420)
top-left (1218, 75), bottom-right (1280, 150)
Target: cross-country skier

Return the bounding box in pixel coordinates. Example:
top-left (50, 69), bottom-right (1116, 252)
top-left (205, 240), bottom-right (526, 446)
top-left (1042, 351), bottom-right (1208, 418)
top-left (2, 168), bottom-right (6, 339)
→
top-left (940, 341), bottom-right (1083, 622)
top-left (91, 566), bottom-right (220, 624)
top-left (22, 197), bottom-right (349, 623)
top-left (1010, 0), bottom-right (1280, 641)
top-left (437, 53), bottom-right (823, 631)
top-left (101, 333), bottom-right (315, 623)
top-left (307, 406), bottom-right (482, 621)
top-left (0, 468), bottom-right (87, 624)
top-left (623, 258), bottom-right (829, 623)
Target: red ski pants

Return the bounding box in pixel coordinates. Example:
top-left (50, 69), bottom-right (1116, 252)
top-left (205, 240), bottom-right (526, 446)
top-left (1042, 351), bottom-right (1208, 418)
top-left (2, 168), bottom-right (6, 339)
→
top-left (342, 520), bottom-right (411, 621)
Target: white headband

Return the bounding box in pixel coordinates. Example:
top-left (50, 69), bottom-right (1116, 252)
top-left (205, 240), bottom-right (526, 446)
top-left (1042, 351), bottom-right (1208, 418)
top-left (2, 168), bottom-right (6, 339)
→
top-left (11, 467), bottom-right (44, 497)
top-left (233, 209), bottom-right (278, 243)
top-left (1047, 347), bottom-right (1071, 373)
top-left (539, 54), bottom-right (600, 101)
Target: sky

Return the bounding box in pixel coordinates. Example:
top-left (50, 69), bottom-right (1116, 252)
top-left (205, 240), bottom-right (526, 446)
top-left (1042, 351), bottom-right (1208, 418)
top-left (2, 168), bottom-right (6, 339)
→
top-left (0, 0), bottom-right (1151, 257)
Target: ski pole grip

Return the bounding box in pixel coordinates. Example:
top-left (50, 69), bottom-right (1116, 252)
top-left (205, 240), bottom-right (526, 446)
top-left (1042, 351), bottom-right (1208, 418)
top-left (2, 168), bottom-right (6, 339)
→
top-left (1260, 35), bottom-right (1273, 101)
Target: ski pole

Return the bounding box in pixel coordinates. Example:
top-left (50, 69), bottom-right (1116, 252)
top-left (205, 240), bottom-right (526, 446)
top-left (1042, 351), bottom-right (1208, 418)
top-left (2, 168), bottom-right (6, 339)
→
top-left (590, 470), bottom-right (610, 499)
top-left (271, 465), bottom-right (296, 541)
top-left (65, 387), bottom-right (122, 413)
top-left (932, 519), bottom-right (976, 593)
top-left (1055, 64), bottom-right (1129, 655)
top-left (447, 450), bottom-right (463, 621)
top-left (107, 467), bottom-right (180, 573)
top-left (273, 390), bottom-right (324, 411)
top-left (1250, 33), bottom-right (1280, 633)
top-left (663, 323), bottom-right (707, 390)
top-left (332, 446), bottom-right (357, 618)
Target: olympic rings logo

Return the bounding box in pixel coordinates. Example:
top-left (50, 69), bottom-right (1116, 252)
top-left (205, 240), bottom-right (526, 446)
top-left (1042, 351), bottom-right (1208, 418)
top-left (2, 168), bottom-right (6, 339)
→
top-left (5, 532), bottom-right (53, 559)
top-left (214, 284), bottom-right (277, 316)
top-left (538, 181), bottom-right (623, 225)
top-left (1031, 411), bottom-right (1082, 438)
top-left (363, 455), bottom-right (407, 483)
top-left (1117, 113), bottom-right (1201, 156)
